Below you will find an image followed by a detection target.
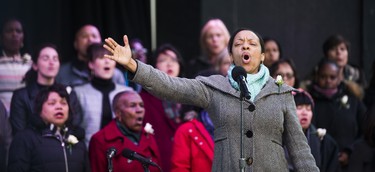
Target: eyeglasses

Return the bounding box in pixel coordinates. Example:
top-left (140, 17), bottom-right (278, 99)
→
top-left (276, 73), bottom-right (294, 80)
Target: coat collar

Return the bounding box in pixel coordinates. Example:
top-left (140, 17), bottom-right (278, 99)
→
top-left (197, 75), bottom-right (296, 103)
top-left (104, 120), bottom-right (150, 143)
top-left (102, 120), bottom-right (159, 159)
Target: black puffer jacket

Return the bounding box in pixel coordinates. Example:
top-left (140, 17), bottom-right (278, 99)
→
top-left (309, 82), bottom-right (367, 150)
top-left (7, 124), bottom-right (89, 172)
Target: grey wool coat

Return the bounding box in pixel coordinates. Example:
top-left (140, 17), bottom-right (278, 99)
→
top-left (132, 62), bottom-right (319, 172)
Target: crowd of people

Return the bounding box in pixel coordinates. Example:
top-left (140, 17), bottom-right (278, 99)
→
top-left (0, 17), bottom-right (374, 172)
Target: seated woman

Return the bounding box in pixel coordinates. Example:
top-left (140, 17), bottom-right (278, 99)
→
top-left (288, 88), bottom-right (340, 172)
top-left (140, 44), bottom-right (185, 172)
top-left (9, 43), bottom-right (82, 135)
top-left (269, 58), bottom-right (299, 88)
top-left (171, 108), bottom-right (214, 172)
top-left (74, 43), bottom-right (132, 146)
top-left (7, 84), bottom-right (89, 172)
top-left (263, 37), bottom-right (283, 68)
top-left (0, 18), bottom-right (32, 114)
top-left (307, 58), bottom-right (367, 169)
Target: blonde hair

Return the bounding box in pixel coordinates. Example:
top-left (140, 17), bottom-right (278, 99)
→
top-left (200, 19), bottom-right (230, 56)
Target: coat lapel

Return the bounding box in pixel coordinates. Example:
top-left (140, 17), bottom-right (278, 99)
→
top-left (197, 75), bottom-right (296, 104)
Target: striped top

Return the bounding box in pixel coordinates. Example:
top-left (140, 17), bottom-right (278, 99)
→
top-left (0, 52), bottom-right (32, 114)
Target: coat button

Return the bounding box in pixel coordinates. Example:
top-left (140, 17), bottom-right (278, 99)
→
top-left (246, 157), bottom-right (253, 166)
top-left (246, 130), bottom-right (253, 138)
top-left (248, 104), bottom-right (255, 112)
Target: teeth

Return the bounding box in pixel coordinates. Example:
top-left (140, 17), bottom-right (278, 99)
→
top-left (55, 113), bottom-right (63, 116)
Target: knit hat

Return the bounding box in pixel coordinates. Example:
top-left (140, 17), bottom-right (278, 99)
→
top-left (292, 88), bottom-right (315, 108)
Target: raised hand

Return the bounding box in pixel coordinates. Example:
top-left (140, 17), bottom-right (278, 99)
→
top-left (104, 35), bottom-right (137, 72)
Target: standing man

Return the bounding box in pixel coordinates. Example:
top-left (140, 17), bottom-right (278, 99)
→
top-left (89, 91), bottom-right (161, 172)
top-left (56, 24), bottom-right (125, 86)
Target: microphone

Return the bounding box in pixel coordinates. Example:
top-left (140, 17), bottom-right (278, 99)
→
top-left (107, 147), bottom-right (117, 159)
top-left (122, 148), bottom-right (158, 167)
top-left (231, 66), bottom-right (251, 100)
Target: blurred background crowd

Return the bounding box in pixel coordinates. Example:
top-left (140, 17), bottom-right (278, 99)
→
top-left (1, 0), bottom-right (375, 172)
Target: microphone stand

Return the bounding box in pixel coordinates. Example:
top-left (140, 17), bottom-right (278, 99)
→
top-left (142, 164), bottom-right (150, 172)
top-left (239, 94), bottom-right (246, 172)
top-left (237, 78), bottom-right (249, 172)
top-left (107, 156), bottom-right (114, 172)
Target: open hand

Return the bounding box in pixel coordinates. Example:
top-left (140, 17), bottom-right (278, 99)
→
top-left (104, 35), bottom-right (137, 72)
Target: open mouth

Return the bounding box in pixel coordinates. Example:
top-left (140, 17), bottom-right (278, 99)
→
top-left (54, 112), bottom-right (64, 119)
top-left (136, 117), bottom-right (144, 125)
top-left (104, 67), bottom-right (110, 71)
top-left (136, 117), bottom-right (143, 122)
top-left (242, 54), bottom-right (251, 64)
top-left (300, 118), bottom-right (308, 123)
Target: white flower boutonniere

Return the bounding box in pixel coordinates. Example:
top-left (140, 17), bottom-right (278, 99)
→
top-left (340, 95), bottom-right (350, 109)
top-left (65, 134), bottom-right (79, 154)
top-left (67, 135), bottom-right (79, 144)
top-left (66, 86), bottom-right (72, 94)
top-left (144, 123), bottom-right (154, 135)
top-left (275, 75), bottom-right (284, 93)
top-left (316, 128), bottom-right (327, 140)
top-left (22, 53), bottom-right (31, 64)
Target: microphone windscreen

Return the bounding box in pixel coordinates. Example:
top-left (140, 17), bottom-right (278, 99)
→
top-left (122, 148), bottom-right (134, 159)
top-left (231, 66), bottom-right (247, 81)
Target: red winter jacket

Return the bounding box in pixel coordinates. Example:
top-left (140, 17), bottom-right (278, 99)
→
top-left (89, 120), bottom-right (161, 172)
top-left (171, 119), bottom-right (214, 172)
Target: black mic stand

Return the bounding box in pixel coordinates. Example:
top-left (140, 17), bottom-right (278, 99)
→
top-left (142, 163), bottom-right (150, 172)
top-left (237, 78), bottom-right (250, 172)
top-left (141, 160), bottom-right (164, 172)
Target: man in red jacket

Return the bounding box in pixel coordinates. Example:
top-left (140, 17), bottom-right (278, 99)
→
top-left (89, 90), bottom-right (161, 172)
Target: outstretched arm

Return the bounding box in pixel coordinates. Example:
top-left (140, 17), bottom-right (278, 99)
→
top-left (103, 35), bottom-right (138, 72)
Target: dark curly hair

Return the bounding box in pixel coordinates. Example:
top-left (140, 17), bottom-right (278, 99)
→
top-left (33, 84), bottom-right (73, 128)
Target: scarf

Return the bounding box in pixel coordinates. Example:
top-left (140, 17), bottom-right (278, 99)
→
top-left (116, 120), bottom-right (141, 145)
top-left (92, 76), bottom-right (115, 128)
top-left (312, 84), bottom-right (338, 98)
top-left (162, 101), bottom-right (181, 123)
top-left (227, 64), bottom-right (270, 101)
